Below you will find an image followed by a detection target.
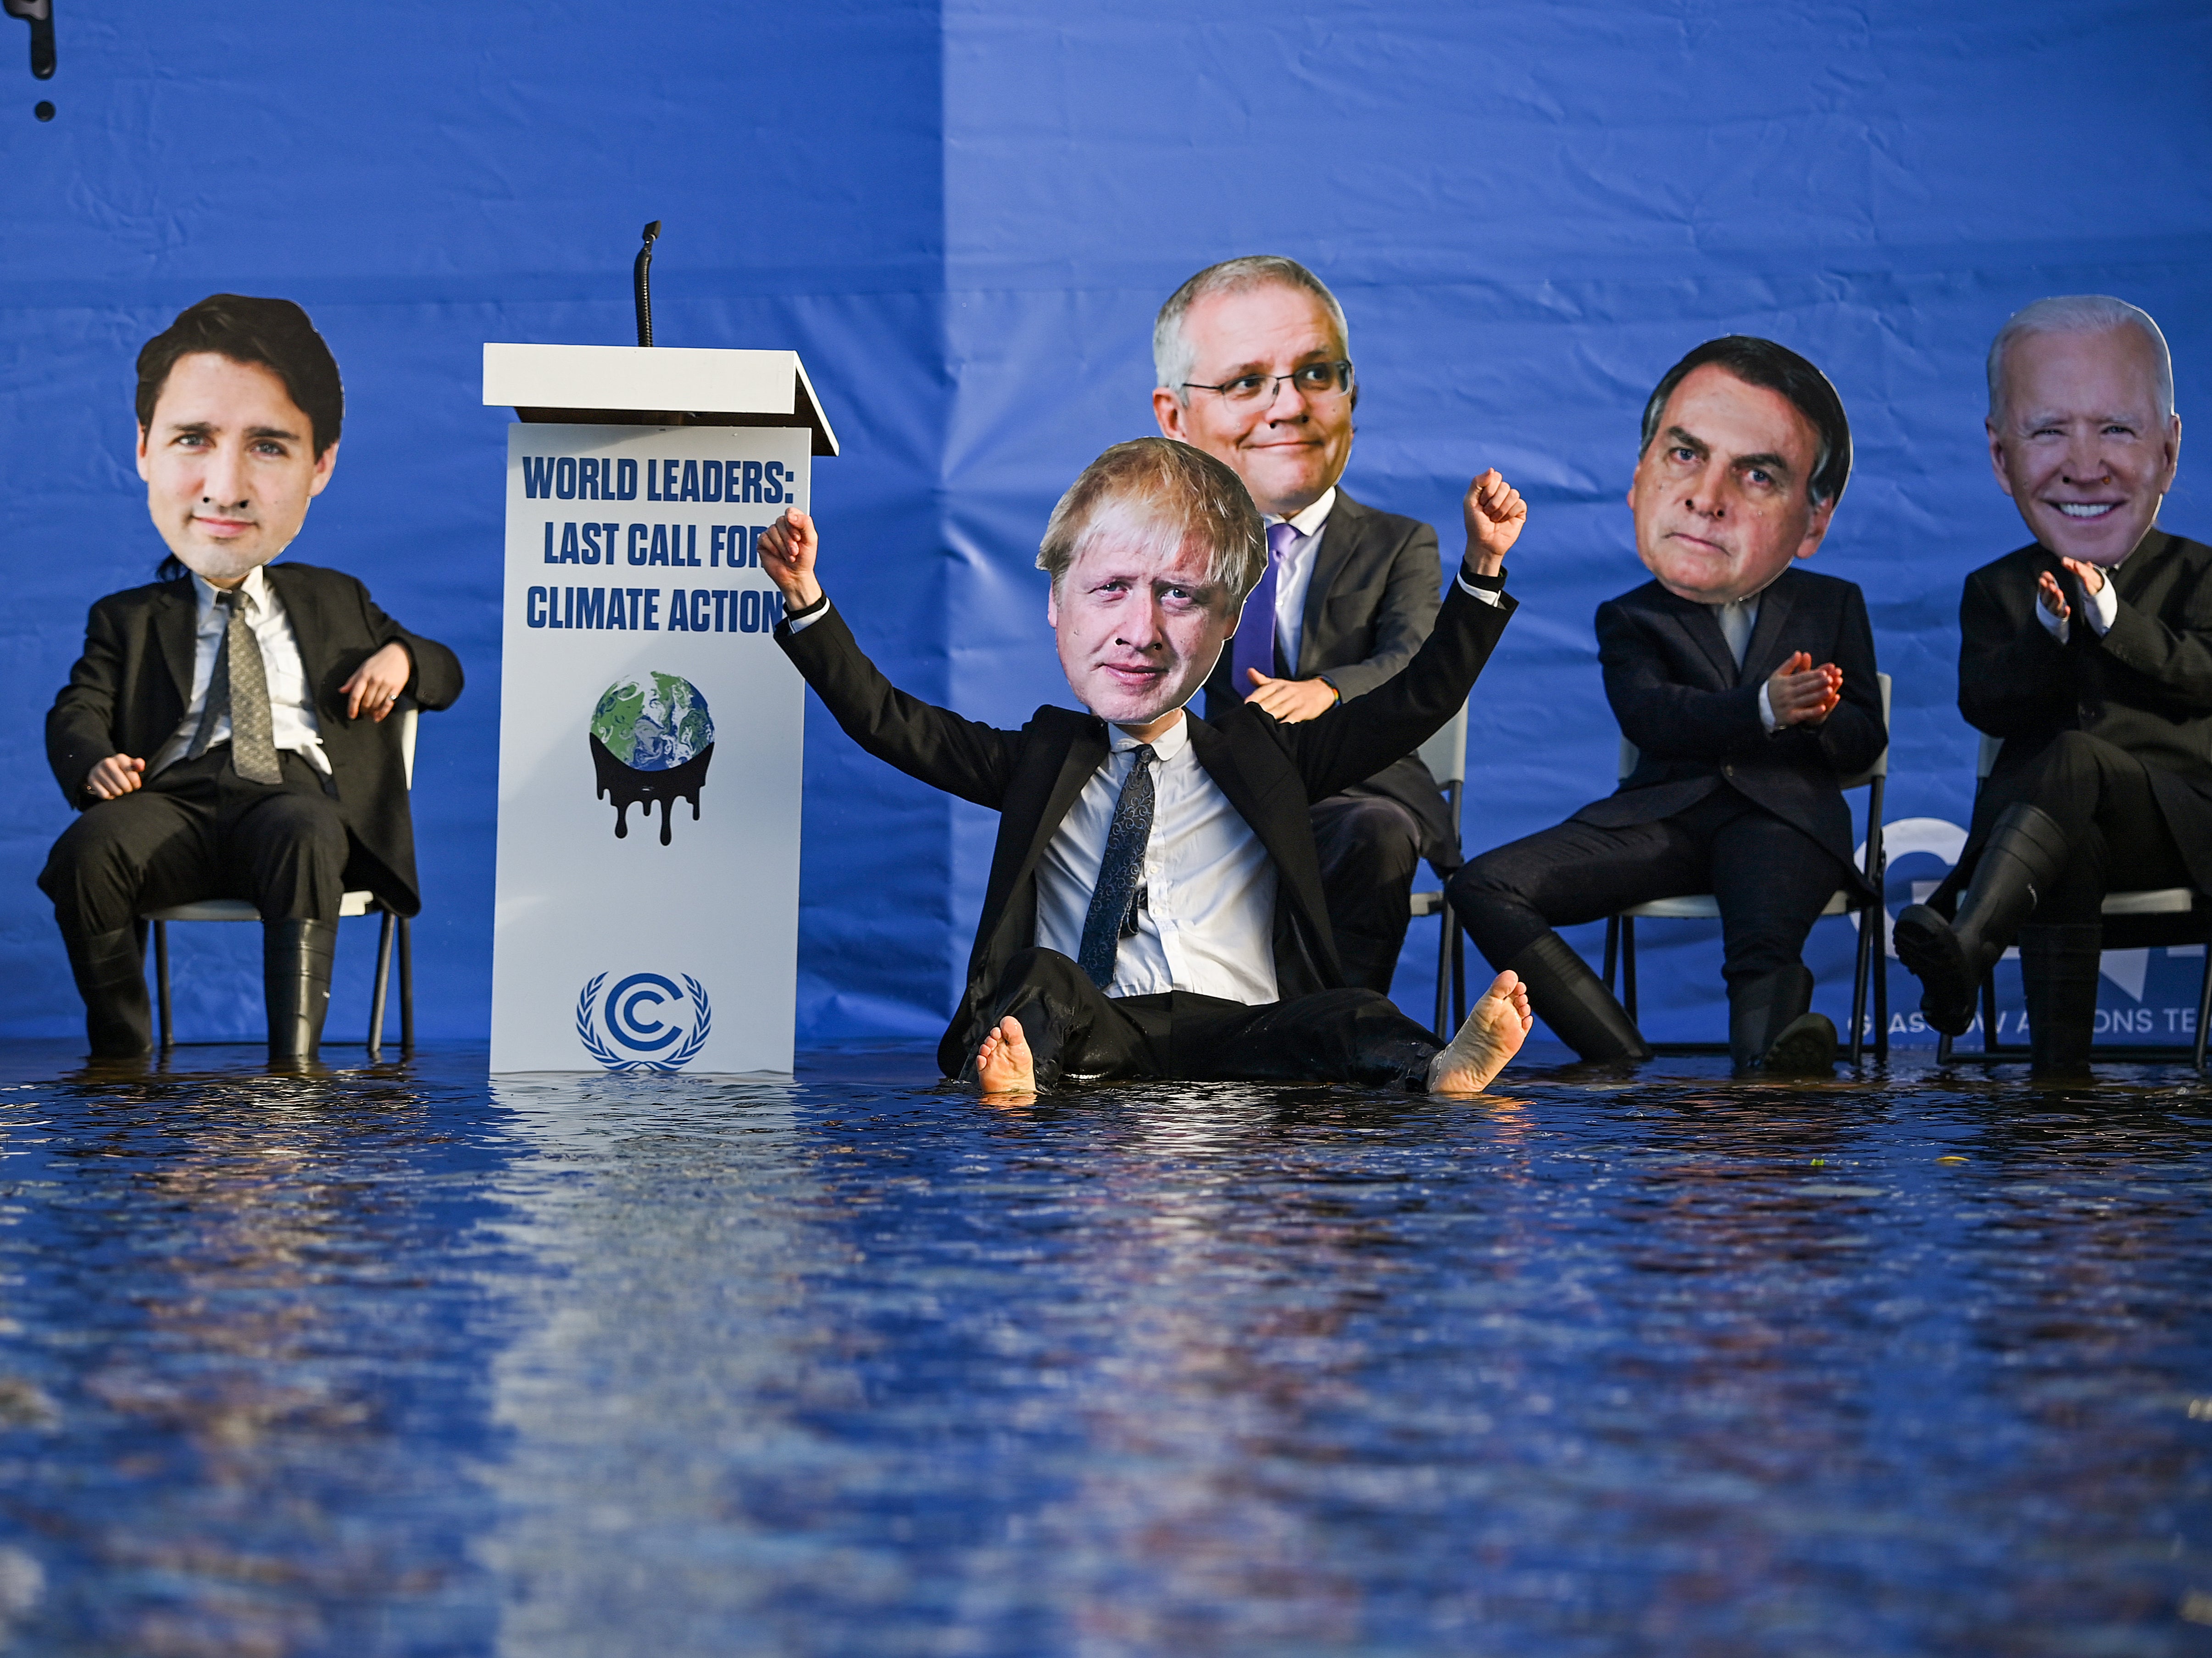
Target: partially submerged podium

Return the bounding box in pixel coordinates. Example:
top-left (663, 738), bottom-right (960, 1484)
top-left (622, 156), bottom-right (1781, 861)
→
top-left (483, 345), bottom-right (836, 1075)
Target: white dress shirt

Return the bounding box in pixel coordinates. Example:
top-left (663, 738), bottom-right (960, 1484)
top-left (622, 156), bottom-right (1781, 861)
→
top-left (1708, 592), bottom-right (1781, 734)
top-left (1032, 714), bottom-right (1279, 1004)
top-left (2035, 561), bottom-right (2121, 644)
top-left (150, 566), bottom-right (329, 776)
top-left (1262, 487), bottom-right (1336, 674)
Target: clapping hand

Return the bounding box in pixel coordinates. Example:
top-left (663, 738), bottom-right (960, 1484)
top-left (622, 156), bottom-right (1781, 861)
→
top-left (1766, 650), bottom-right (1842, 727)
top-left (1242, 670), bottom-right (1339, 723)
top-left (2036, 558), bottom-right (2107, 623)
top-left (1462, 468), bottom-right (1528, 576)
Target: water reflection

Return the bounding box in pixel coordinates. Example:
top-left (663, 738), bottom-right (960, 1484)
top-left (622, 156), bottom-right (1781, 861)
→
top-left (0, 1053), bottom-right (511, 1654)
top-left (0, 1046), bottom-right (2200, 1654)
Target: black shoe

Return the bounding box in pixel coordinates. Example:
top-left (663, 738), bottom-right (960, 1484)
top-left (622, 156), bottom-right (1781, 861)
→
top-left (1892, 904), bottom-right (1978, 1037)
top-left (1505, 931), bottom-right (1651, 1062)
top-left (1895, 803), bottom-right (2072, 1039)
top-left (264, 918), bottom-right (338, 1066)
top-left (62, 924), bottom-right (153, 1059)
top-left (1762, 1012), bottom-right (1839, 1074)
top-left (1729, 964), bottom-right (1833, 1074)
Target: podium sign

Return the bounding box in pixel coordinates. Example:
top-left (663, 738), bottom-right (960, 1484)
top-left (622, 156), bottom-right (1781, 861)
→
top-left (489, 420), bottom-right (808, 1073)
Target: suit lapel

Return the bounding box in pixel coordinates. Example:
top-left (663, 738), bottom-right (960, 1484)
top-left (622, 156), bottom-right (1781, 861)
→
top-left (2115, 528), bottom-right (2174, 606)
top-left (1658, 587), bottom-right (1741, 686)
top-left (152, 579), bottom-right (200, 707)
top-left (264, 564), bottom-right (330, 710)
top-left (1021, 717), bottom-right (1111, 885)
top-left (1295, 491), bottom-right (1367, 678)
top-left (1738, 573), bottom-right (1796, 685)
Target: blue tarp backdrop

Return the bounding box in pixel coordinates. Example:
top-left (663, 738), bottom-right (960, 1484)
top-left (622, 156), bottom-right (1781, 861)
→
top-left (3, 3), bottom-right (2208, 1050)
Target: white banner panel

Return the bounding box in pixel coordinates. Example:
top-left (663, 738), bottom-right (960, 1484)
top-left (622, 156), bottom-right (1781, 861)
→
top-left (490, 423), bottom-right (808, 1074)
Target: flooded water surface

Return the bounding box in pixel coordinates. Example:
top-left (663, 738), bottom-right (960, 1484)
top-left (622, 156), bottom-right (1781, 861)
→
top-left (0, 1042), bottom-right (2204, 1655)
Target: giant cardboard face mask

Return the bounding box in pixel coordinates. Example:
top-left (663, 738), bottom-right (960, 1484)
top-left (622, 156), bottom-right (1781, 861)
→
top-left (1987, 326), bottom-right (2180, 568)
top-left (1627, 363), bottom-right (1834, 606)
top-left (1153, 283), bottom-right (1355, 522)
top-left (1047, 504), bottom-right (1240, 734)
top-left (137, 352), bottom-right (336, 586)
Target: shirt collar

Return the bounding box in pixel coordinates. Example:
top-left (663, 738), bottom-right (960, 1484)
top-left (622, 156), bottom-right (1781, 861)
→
top-left (1108, 711), bottom-right (1190, 761)
top-left (1707, 569), bottom-right (1783, 615)
top-left (194, 564), bottom-right (272, 617)
top-left (1266, 486), bottom-right (1337, 540)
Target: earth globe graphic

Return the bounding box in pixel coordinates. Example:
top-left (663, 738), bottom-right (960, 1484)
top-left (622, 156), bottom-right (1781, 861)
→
top-left (589, 672), bottom-right (716, 844)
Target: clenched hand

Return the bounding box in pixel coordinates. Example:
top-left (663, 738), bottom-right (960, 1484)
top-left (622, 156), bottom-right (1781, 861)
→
top-left (84, 754), bottom-right (146, 801)
top-left (756, 508), bottom-right (824, 610)
top-left (1462, 468), bottom-right (1528, 576)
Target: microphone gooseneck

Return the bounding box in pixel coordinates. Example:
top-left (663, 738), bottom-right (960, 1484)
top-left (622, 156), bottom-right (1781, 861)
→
top-left (633, 220), bottom-right (661, 348)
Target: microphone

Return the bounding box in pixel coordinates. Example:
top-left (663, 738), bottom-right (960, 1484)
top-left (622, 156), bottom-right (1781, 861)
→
top-left (1, 0), bottom-right (54, 80)
top-left (633, 220), bottom-right (661, 348)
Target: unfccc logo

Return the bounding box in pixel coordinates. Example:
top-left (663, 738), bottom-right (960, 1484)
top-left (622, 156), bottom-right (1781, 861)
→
top-left (576, 972), bottom-right (712, 1073)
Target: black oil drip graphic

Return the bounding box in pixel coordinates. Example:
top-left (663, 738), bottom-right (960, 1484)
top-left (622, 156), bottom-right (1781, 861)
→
top-left (593, 737), bottom-right (714, 846)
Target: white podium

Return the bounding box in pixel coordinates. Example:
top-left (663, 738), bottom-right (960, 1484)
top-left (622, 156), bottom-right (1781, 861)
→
top-left (483, 345), bottom-right (837, 1074)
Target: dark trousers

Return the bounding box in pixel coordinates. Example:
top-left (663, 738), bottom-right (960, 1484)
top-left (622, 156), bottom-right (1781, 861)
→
top-left (39, 748), bottom-right (350, 943)
top-left (968, 947), bottom-right (1442, 1090)
top-left (1311, 788), bottom-right (1427, 996)
top-left (1448, 789), bottom-right (1843, 991)
top-left (1962, 732), bottom-right (2202, 923)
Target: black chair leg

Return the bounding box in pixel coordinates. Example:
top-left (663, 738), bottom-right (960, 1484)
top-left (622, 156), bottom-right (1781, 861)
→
top-left (1602, 916), bottom-right (1618, 994)
top-left (1874, 940), bottom-right (1889, 1062)
top-left (1432, 903), bottom-right (1453, 1040)
top-left (1621, 917), bottom-right (1638, 1025)
top-left (1981, 971), bottom-right (2000, 1053)
top-left (154, 919), bottom-right (172, 1051)
top-left (2194, 949), bottom-right (2211, 1074)
top-left (1849, 904), bottom-right (1872, 1065)
top-left (368, 909), bottom-right (395, 1059)
top-left (399, 916), bottom-right (414, 1055)
top-left (1451, 922), bottom-right (1467, 1032)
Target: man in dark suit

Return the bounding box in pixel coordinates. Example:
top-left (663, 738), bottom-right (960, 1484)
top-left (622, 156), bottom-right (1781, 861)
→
top-left (761, 437), bottom-right (1534, 1096)
top-left (42, 295), bottom-right (462, 1065)
top-left (1448, 337), bottom-right (1883, 1074)
top-left (1896, 296), bottom-right (2210, 1074)
top-left (1151, 256), bottom-right (1457, 994)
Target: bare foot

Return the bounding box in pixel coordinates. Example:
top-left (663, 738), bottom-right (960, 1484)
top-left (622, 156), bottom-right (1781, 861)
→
top-left (974, 1014), bottom-right (1037, 1100)
top-left (1427, 970), bottom-right (1534, 1095)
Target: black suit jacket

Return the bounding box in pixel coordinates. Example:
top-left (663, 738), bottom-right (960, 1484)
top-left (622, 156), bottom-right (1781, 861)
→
top-left (1571, 568), bottom-right (1884, 889)
top-left (779, 577), bottom-right (1516, 1076)
top-left (1951, 529), bottom-right (2212, 891)
top-left (1200, 490), bottom-right (1456, 861)
top-left (45, 562), bottom-right (464, 915)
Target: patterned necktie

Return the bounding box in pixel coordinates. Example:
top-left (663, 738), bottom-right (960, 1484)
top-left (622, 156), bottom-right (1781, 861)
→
top-left (1232, 522), bottom-right (1301, 696)
top-left (1076, 743), bottom-right (1156, 989)
top-left (186, 588), bottom-right (284, 784)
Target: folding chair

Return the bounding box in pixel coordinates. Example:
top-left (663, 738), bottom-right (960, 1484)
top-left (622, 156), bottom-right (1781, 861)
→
top-left (1406, 701), bottom-right (1470, 1038)
top-left (145, 706), bottom-right (418, 1058)
top-left (1601, 673), bottom-right (1891, 1063)
top-left (1934, 734), bottom-right (2212, 1069)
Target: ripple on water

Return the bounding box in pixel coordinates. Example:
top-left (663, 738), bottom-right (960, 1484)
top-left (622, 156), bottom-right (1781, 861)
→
top-left (0, 1044), bottom-right (2200, 1655)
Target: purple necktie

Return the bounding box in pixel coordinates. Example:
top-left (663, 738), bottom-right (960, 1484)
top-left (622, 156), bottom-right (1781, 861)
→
top-left (1233, 522), bottom-right (1300, 697)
